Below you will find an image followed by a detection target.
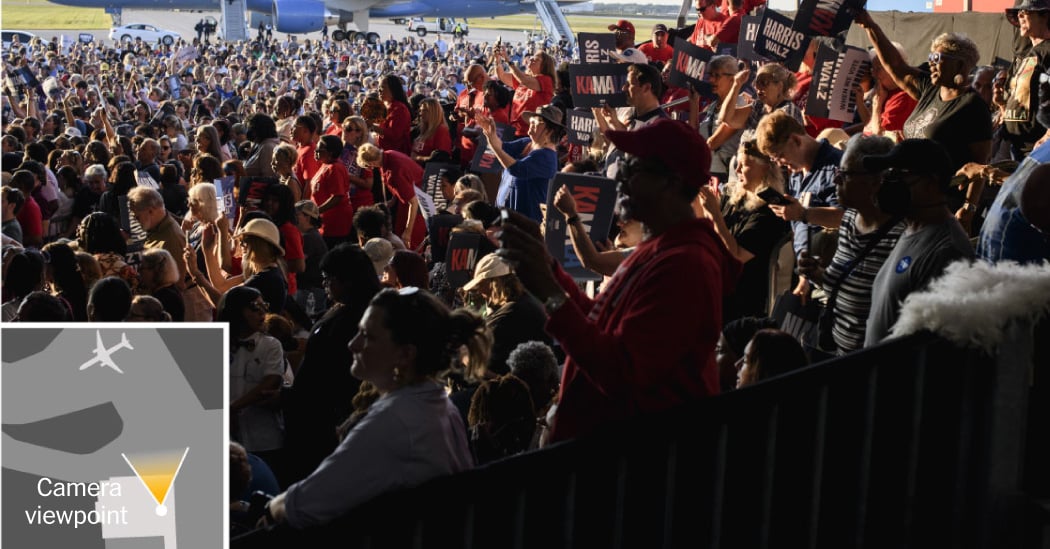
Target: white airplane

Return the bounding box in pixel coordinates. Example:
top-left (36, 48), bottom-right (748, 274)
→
top-left (78, 331), bottom-right (133, 374)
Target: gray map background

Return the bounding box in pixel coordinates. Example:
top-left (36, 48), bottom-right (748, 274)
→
top-left (2, 326), bottom-right (226, 548)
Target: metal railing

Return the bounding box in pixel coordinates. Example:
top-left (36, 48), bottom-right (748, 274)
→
top-left (235, 324), bottom-right (1036, 548)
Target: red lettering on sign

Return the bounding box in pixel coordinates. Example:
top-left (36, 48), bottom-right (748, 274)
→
top-left (575, 76), bottom-right (593, 94)
top-left (479, 152), bottom-right (495, 169)
top-left (572, 186), bottom-right (600, 213)
top-left (811, 9), bottom-right (835, 36)
top-left (451, 248), bottom-right (469, 271)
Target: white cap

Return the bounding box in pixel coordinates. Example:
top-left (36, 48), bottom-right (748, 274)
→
top-left (610, 48), bottom-right (649, 64)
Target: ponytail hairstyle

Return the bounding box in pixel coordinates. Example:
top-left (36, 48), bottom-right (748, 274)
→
top-left (369, 287), bottom-right (492, 379)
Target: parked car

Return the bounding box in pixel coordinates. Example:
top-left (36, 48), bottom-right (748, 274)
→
top-left (109, 24), bottom-right (180, 46)
top-left (407, 17), bottom-right (468, 37)
top-left (2, 30), bottom-right (36, 49)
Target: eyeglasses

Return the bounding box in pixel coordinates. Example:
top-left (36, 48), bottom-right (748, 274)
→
top-left (927, 51), bottom-right (964, 65)
top-left (247, 300), bottom-right (270, 312)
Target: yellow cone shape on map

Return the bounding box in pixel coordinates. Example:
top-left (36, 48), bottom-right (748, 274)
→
top-left (122, 448), bottom-right (189, 505)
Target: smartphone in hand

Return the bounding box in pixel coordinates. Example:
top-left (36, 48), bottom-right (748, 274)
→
top-left (757, 187), bottom-right (791, 206)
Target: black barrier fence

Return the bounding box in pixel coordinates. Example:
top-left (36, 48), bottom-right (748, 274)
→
top-left (235, 323), bottom-right (1037, 549)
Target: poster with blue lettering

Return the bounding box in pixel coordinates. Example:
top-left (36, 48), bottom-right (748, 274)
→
top-left (566, 109), bottom-right (598, 146)
top-left (754, 9), bottom-right (811, 71)
top-left (569, 63), bottom-right (629, 108)
top-left (804, 43), bottom-right (870, 122)
top-left (669, 39), bottom-right (715, 98)
top-left (792, 0), bottom-right (867, 37)
top-left (544, 173), bottom-right (618, 281)
top-left (578, 32), bottom-right (617, 64)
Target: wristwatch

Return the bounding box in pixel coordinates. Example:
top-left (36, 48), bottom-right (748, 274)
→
top-left (544, 293), bottom-right (568, 315)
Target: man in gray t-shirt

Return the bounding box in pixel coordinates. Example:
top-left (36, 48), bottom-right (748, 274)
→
top-left (863, 139), bottom-right (975, 346)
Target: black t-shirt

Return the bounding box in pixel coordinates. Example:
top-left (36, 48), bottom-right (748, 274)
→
top-left (72, 187), bottom-right (102, 220)
top-left (902, 76), bottom-right (993, 171)
top-left (1005, 40), bottom-right (1050, 145)
top-left (299, 228), bottom-right (328, 290)
top-left (719, 194), bottom-right (789, 322)
top-left (246, 266), bottom-right (288, 314)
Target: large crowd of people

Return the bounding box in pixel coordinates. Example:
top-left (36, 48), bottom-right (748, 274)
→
top-left (3, 0), bottom-right (1049, 536)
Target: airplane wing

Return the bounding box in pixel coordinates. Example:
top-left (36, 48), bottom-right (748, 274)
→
top-left (95, 331), bottom-right (105, 355)
top-left (99, 354), bottom-right (124, 374)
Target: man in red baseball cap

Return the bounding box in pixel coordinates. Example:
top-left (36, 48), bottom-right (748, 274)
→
top-left (608, 19), bottom-right (636, 51)
top-left (498, 118), bottom-right (741, 442)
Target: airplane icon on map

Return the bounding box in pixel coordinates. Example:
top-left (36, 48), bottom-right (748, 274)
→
top-left (79, 331), bottom-right (133, 374)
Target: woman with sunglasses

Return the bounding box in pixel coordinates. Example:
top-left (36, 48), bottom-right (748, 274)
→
top-left (264, 287), bottom-right (479, 528)
top-left (719, 62), bottom-right (804, 135)
top-left (355, 142), bottom-right (427, 251)
top-left (218, 285), bottom-right (287, 484)
top-left (324, 99), bottom-right (352, 137)
top-left (339, 116), bottom-right (376, 214)
top-left (856, 9), bottom-right (991, 227)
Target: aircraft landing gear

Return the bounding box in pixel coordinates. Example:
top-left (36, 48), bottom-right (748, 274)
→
top-left (105, 6), bottom-right (122, 27)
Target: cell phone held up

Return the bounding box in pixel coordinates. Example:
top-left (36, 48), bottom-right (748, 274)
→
top-left (757, 187), bottom-right (791, 206)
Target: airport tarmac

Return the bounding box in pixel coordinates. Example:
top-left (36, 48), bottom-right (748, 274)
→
top-left (29, 9), bottom-right (542, 47)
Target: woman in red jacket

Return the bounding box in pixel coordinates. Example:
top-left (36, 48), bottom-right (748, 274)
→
top-left (376, 75), bottom-right (413, 156)
top-left (412, 98), bottom-right (452, 164)
top-left (357, 143), bottom-right (426, 251)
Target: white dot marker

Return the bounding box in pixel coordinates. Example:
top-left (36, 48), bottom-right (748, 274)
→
top-left (156, 504), bottom-right (168, 516)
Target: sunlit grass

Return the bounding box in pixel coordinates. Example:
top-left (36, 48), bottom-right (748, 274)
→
top-left (468, 14), bottom-right (676, 35)
top-left (1, 0), bottom-right (109, 30)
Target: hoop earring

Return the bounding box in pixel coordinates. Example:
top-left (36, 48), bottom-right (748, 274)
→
top-left (392, 367), bottom-right (401, 384)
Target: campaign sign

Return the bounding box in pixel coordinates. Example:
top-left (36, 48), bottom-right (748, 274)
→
top-left (669, 39), bottom-right (715, 98)
top-left (422, 161), bottom-right (459, 211)
top-left (414, 186), bottom-right (437, 220)
top-left (737, 16), bottom-right (768, 62)
top-left (805, 44), bottom-right (870, 122)
top-left (793, 0), bottom-right (867, 37)
top-left (566, 109), bottom-right (598, 146)
top-left (214, 175), bottom-right (238, 223)
top-left (578, 32), bottom-right (617, 64)
top-left (544, 173), bottom-right (618, 281)
top-left (754, 9), bottom-right (811, 71)
top-left (569, 63), bottom-right (629, 109)
top-left (469, 123), bottom-right (516, 174)
top-left (445, 231), bottom-right (483, 289)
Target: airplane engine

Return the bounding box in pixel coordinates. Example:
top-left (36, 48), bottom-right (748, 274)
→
top-left (271, 0), bottom-right (355, 33)
top-left (272, 0), bottom-right (324, 33)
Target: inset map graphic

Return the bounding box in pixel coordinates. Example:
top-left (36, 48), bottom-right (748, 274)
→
top-left (2, 325), bottom-right (227, 549)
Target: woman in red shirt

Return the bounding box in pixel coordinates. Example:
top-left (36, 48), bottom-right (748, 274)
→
top-left (324, 99), bottom-right (352, 137)
top-left (310, 135), bottom-right (355, 248)
top-left (376, 76), bottom-right (413, 156)
top-left (495, 49), bottom-right (556, 136)
top-left (412, 98), bottom-right (452, 164)
top-left (357, 143), bottom-right (426, 251)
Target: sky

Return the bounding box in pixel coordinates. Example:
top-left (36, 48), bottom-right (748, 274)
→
top-left (589, 0), bottom-right (932, 11)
